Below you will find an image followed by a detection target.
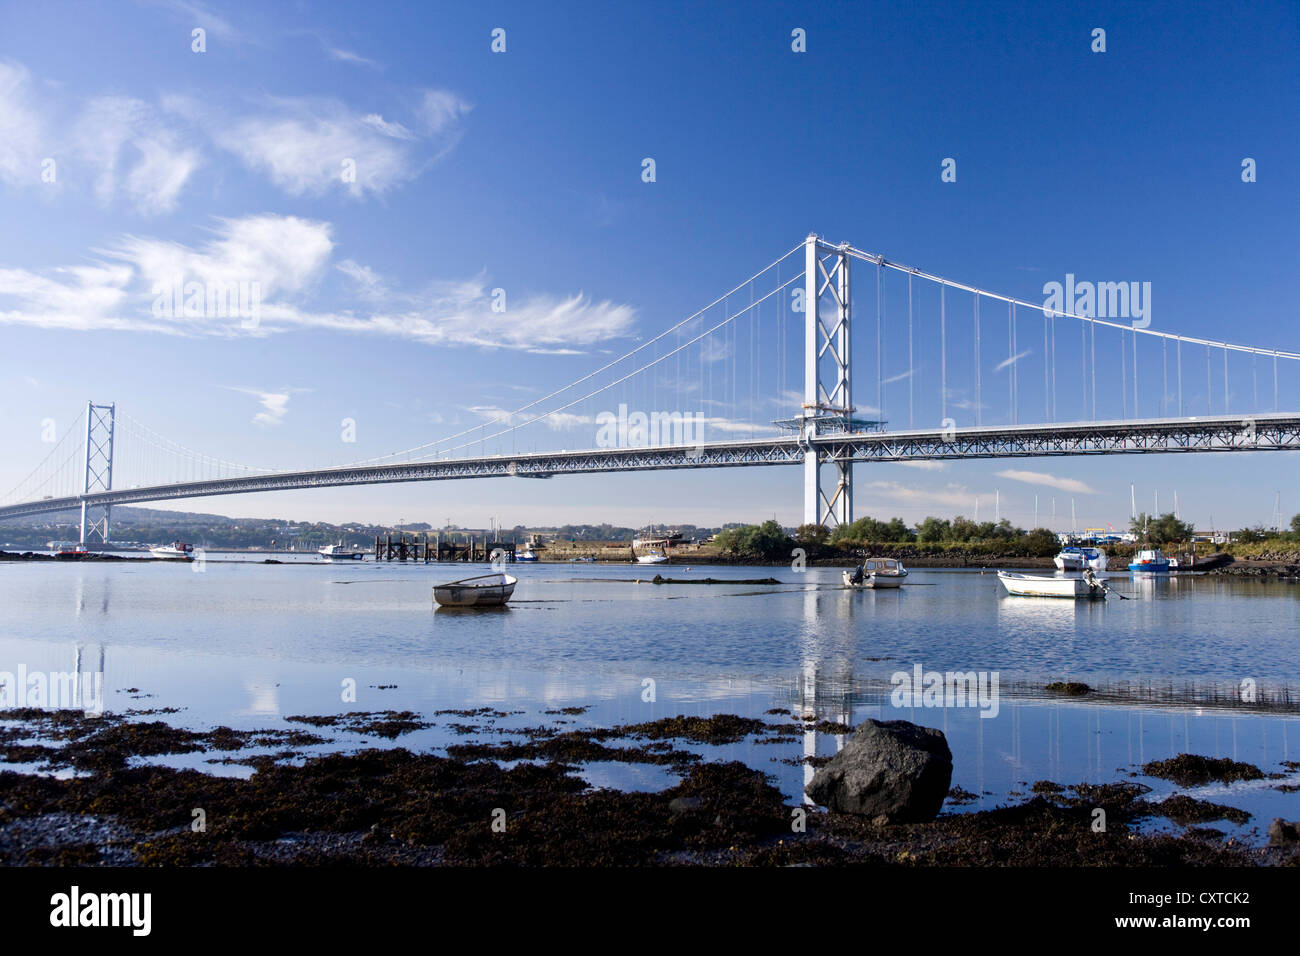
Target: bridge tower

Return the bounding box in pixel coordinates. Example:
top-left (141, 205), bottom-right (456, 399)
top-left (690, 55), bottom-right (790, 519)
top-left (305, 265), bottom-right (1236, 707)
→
top-left (79, 402), bottom-right (115, 546)
top-left (801, 235), bottom-right (854, 528)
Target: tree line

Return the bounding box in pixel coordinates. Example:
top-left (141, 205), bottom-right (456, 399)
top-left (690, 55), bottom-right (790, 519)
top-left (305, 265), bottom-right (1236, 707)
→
top-left (712, 512), bottom-right (1300, 559)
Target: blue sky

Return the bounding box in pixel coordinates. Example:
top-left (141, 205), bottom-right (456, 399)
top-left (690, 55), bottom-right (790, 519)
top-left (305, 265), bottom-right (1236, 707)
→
top-left (0, 0), bottom-right (1297, 532)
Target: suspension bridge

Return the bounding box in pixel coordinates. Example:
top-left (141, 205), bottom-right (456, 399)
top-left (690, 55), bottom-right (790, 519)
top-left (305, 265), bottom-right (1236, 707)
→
top-left (3, 235), bottom-right (1298, 544)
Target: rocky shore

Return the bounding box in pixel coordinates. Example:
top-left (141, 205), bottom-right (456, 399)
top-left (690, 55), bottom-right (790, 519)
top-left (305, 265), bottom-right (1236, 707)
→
top-left (1208, 552), bottom-right (1300, 577)
top-left (2, 707), bottom-right (1296, 867)
top-left (0, 550), bottom-right (132, 562)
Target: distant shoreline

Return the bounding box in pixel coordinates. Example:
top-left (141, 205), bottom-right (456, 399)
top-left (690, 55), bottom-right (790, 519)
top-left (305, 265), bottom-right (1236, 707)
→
top-left (2, 548), bottom-right (1296, 575)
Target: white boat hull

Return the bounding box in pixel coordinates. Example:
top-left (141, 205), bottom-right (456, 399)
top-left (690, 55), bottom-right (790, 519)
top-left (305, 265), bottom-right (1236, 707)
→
top-left (433, 572), bottom-right (517, 607)
top-left (1054, 549), bottom-right (1107, 571)
top-left (998, 571), bottom-right (1104, 599)
top-left (149, 548), bottom-right (193, 561)
top-left (636, 554), bottom-right (668, 564)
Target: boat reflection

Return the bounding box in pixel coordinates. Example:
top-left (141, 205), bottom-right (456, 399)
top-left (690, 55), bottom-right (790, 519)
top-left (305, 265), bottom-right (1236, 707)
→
top-left (1129, 571), bottom-right (1174, 596)
top-left (996, 594), bottom-right (1111, 622)
top-left (434, 605), bottom-right (513, 616)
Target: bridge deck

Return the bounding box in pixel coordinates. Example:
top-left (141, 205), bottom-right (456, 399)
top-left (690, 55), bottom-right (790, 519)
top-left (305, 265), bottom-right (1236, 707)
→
top-left (2, 414), bottom-right (1297, 521)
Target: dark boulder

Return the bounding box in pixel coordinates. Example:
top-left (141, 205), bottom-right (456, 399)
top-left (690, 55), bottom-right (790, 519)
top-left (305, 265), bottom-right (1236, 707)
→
top-left (805, 719), bottom-right (953, 822)
top-left (1268, 818), bottom-right (1300, 846)
top-left (668, 796), bottom-right (702, 814)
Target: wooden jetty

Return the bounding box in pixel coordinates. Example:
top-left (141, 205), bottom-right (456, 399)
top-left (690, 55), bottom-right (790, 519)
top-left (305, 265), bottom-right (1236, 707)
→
top-left (373, 531), bottom-right (517, 563)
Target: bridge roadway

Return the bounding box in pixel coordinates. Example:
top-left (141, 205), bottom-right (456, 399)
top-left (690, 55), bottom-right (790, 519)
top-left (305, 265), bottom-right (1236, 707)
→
top-left (2, 413), bottom-right (1297, 521)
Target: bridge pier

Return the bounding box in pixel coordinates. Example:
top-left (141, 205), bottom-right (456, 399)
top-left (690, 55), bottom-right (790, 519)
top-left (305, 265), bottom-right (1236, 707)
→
top-left (78, 402), bottom-right (115, 547)
top-left (802, 235), bottom-right (854, 529)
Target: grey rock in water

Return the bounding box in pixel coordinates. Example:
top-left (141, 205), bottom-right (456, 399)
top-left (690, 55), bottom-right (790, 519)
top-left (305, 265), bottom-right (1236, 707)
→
top-left (805, 719), bottom-right (953, 822)
top-left (1268, 818), bottom-right (1300, 846)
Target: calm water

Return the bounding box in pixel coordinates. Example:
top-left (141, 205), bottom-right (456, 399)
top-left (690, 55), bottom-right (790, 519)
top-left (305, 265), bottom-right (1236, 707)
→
top-left (2, 557), bottom-right (1298, 841)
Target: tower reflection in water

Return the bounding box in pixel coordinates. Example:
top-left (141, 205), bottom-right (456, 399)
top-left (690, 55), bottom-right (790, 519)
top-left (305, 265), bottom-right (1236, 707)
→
top-left (789, 585), bottom-right (861, 803)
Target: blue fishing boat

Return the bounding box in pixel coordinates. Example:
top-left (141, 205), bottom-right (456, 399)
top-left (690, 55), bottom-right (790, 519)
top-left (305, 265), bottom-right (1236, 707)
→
top-left (1128, 548), bottom-right (1170, 573)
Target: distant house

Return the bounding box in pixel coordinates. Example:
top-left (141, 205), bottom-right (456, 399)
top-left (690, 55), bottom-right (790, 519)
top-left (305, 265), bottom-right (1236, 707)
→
top-left (1192, 530), bottom-right (1230, 544)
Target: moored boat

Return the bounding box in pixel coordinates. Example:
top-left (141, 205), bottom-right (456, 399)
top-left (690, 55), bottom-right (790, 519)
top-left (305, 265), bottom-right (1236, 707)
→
top-left (843, 557), bottom-right (908, 588)
top-left (1054, 546), bottom-right (1107, 571)
top-left (433, 572), bottom-right (517, 607)
top-left (318, 543), bottom-right (364, 560)
top-left (516, 547), bottom-right (539, 562)
top-left (150, 541), bottom-right (194, 561)
top-left (998, 569), bottom-right (1107, 599)
top-left (636, 550), bottom-right (669, 564)
top-left (1128, 549), bottom-right (1170, 573)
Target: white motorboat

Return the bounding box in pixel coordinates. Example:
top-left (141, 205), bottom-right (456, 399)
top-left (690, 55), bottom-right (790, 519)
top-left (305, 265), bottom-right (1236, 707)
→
top-left (998, 569), bottom-right (1107, 599)
top-left (318, 543), bottom-right (364, 560)
top-left (1054, 546), bottom-right (1107, 571)
top-left (843, 558), bottom-right (908, 589)
top-left (433, 572), bottom-right (517, 608)
top-left (150, 541), bottom-right (194, 561)
top-left (633, 529), bottom-right (679, 564)
top-left (516, 547), bottom-right (539, 562)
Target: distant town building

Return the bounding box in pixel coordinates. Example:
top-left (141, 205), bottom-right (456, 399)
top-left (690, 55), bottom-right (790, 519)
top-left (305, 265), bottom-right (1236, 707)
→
top-left (1056, 531), bottom-right (1135, 546)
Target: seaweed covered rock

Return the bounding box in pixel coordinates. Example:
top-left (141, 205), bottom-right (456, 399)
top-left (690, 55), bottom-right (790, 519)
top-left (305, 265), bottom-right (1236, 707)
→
top-left (1268, 818), bottom-right (1300, 846)
top-left (804, 719), bottom-right (952, 822)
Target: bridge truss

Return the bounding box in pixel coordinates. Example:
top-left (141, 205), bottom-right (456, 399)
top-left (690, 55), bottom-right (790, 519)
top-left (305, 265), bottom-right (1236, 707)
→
top-left (1, 414), bottom-right (1296, 524)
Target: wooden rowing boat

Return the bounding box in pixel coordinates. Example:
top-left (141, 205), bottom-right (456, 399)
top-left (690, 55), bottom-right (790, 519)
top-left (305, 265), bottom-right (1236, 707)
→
top-left (997, 570), bottom-right (1106, 599)
top-left (432, 572), bottom-right (517, 607)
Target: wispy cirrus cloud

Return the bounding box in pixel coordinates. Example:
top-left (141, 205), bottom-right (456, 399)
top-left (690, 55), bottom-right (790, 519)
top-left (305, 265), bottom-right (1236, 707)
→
top-left (994, 349), bottom-right (1032, 372)
top-left (329, 267), bottom-right (635, 351)
top-left (996, 469), bottom-right (1095, 494)
top-left (417, 89), bottom-right (472, 135)
top-left (0, 214), bottom-right (636, 353)
top-left (0, 62), bottom-right (202, 213)
top-left (0, 61), bottom-right (44, 189)
top-left (856, 480), bottom-right (976, 510)
top-left (224, 387), bottom-right (304, 427)
top-left (461, 407), bottom-right (772, 438)
top-left (767, 389), bottom-right (804, 407)
top-left (467, 407), bottom-right (597, 430)
top-left (73, 96), bottom-right (202, 214)
top-left (334, 259), bottom-right (386, 300)
top-left (146, 0), bottom-right (241, 41)
top-left (214, 90), bottom-right (471, 197)
top-left (0, 59), bottom-right (470, 208)
top-left (326, 46), bottom-right (382, 70)
top-left (699, 416), bottom-right (774, 435)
